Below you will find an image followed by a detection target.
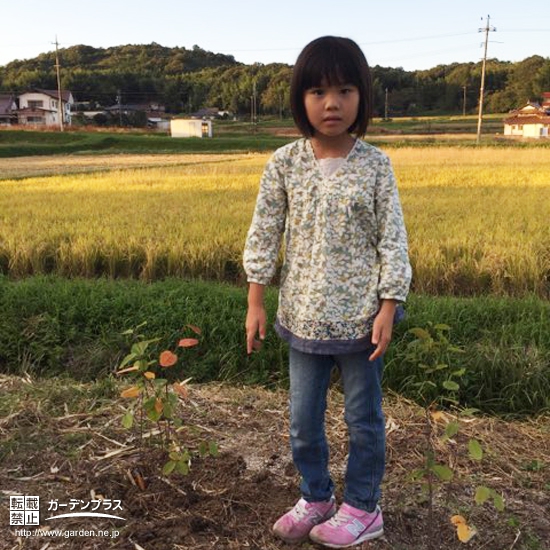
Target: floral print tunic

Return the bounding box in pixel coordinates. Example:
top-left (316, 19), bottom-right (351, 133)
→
top-left (243, 138), bottom-right (412, 353)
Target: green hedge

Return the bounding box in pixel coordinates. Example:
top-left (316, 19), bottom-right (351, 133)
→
top-left (0, 276), bottom-right (548, 416)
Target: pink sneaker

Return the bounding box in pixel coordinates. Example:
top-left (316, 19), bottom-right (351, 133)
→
top-left (272, 497), bottom-right (337, 543)
top-left (309, 503), bottom-right (384, 548)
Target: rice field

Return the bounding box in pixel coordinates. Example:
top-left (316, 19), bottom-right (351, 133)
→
top-left (1, 146), bottom-right (549, 297)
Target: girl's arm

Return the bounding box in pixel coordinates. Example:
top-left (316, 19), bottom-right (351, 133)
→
top-left (246, 282), bottom-right (266, 354)
top-left (374, 154), bottom-right (412, 303)
top-left (243, 152), bottom-right (287, 353)
top-left (370, 154), bottom-right (412, 360)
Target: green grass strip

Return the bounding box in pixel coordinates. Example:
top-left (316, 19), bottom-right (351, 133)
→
top-left (0, 275), bottom-right (548, 416)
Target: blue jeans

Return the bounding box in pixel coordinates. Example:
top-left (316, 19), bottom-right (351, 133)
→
top-left (288, 347), bottom-right (385, 513)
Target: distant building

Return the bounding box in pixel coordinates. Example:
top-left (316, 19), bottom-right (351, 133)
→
top-left (104, 102), bottom-right (168, 127)
top-left (170, 119), bottom-right (212, 138)
top-left (0, 94), bottom-right (17, 125)
top-left (503, 93), bottom-right (550, 139)
top-left (190, 107), bottom-right (230, 120)
top-left (17, 89), bottom-right (74, 126)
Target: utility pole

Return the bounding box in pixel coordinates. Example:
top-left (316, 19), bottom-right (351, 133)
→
top-left (476, 15), bottom-right (496, 143)
top-left (251, 80), bottom-right (257, 132)
top-left (463, 86), bottom-right (467, 117)
top-left (53, 36), bottom-right (64, 131)
top-left (117, 89), bottom-right (122, 126)
top-left (384, 88), bottom-right (389, 120)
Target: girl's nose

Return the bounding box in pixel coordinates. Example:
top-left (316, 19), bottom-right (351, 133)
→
top-left (325, 92), bottom-right (340, 109)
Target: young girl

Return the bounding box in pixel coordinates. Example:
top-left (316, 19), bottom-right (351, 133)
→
top-left (243, 36), bottom-right (411, 549)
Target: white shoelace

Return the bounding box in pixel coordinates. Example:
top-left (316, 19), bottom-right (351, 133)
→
top-left (290, 501), bottom-right (310, 520)
top-left (326, 510), bottom-right (354, 527)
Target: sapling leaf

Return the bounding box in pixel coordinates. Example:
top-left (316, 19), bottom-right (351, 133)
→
top-left (118, 352), bottom-right (137, 369)
top-left (131, 341), bottom-right (148, 356)
top-left (163, 402), bottom-right (174, 419)
top-left (116, 365), bottom-right (140, 375)
top-left (135, 359), bottom-right (148, 370)
top-left (198, 441), bottom-right (209, 457)
top-left (120, 386), bottom-right (141, 398)
top-left (475, 485), bottom-right (491, 505)
top-left (468, 439), bottom-right (483, 460)
top-left (159, 350), bottom-right (178, 367)
top-left (176, 460), bottom-right (189, 475)
top-left (208, 442), bottom-right (219, 457)
top-left (185, 324), bottom-right (202, 335)
top-left (432, 464), bottom-right (454, 481)
top-left (143, 396), bottom-right (156, 410)
top-left (178, 338), bottom-right (199, 348)
top-left (122, 411), bottom-right (134, 429)
top-left (154, 398), bottom-right (164, 414)
top-left (162, 460), bottom-right (176, 476)
top-left (444, 421), bottom-right (460, 438)
top-left (169, 451), bottom-right (181, 461)
top-left (146, 408), bottom-right (162, 422)
top-left (409, 469), bottom-right (426, 481)
top-left (493, 492), bottom-right (505, 511)
top-left (456, 522), bottom-right (477, 542)
top-left (443, 380), bottom-right (460, 391)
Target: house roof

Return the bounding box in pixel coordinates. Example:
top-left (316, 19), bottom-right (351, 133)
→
top-left (20, 89), bottom-right (73, 103)
top-left (504, 93), bottom-right (550, 125)
top-left (504, 114), bottom-right (550, 125)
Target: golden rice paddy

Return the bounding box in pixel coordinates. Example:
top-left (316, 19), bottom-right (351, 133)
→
top-left (1, 147), bottom-right (549, 297)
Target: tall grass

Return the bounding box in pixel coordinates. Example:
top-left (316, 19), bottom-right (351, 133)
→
top-left (0, 275), bottom-right (548, 416)
top-left (1, 147), bottom-right (549, 297)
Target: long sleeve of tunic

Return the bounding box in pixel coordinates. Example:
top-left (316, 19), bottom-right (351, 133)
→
top-left (243, 138), bottom-right (411, 352)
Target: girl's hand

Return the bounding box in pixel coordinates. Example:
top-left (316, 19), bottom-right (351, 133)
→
top-left (369, 300), bottom-right (397, 361)
top-left (246, 305), bottom-right (266, 354)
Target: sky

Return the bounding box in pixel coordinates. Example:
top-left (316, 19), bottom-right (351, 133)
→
top-left (1, 0), bottom-right (548, 71)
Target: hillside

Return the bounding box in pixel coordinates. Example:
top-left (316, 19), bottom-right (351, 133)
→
top-left (1, 43), bottom-right (550, 116)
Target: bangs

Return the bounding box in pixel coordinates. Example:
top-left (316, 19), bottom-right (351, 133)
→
top-left (301, 47), bottom-right (360, 89)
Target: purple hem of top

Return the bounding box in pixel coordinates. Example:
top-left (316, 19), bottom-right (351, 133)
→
top-left (274, 306), bottom-right (405, 355)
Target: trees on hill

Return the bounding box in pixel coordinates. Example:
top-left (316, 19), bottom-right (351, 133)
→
top-left (1, 44), bottom-right (549, 119)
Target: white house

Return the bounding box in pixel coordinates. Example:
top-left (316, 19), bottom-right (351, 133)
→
top-left (503, 93), bottom-right (550, 139)
top-left (170, 119), bottom-right (212, 138)
top-left (17, 89), bottom-right (74, 126)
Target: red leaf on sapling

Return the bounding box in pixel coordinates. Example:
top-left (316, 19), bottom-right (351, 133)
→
top-left (178, 338), bottom-right (199, 348)
top-left (159, 350), bottom-right (178, 367)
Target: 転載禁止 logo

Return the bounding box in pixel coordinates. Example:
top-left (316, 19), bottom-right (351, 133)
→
top-left (10, 496), bottom-right (40, 526)
top-left (9, 494), bottom-right (126, 526)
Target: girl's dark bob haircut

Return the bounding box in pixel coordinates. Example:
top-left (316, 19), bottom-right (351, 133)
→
top-left (291, 36), bottom-right (373, 138)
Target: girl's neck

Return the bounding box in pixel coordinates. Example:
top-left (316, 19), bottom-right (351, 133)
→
top-left (309, 133), bottom-right (356, 159)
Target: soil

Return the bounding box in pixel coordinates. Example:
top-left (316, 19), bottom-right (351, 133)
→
top-left (1, 377), bottom-right (549, 550)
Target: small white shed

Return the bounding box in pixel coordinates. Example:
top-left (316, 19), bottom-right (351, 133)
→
top-left (170, 119), bottom-right (212, 138)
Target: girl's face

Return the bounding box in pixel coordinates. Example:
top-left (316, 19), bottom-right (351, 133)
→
top-left (303, 80), bottom-right (360, 139)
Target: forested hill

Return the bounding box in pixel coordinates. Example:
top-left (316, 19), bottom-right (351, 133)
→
top-left (2, 43), bottom-right (239, 77)
top-left (1, 43), bottom-right (549, 117)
